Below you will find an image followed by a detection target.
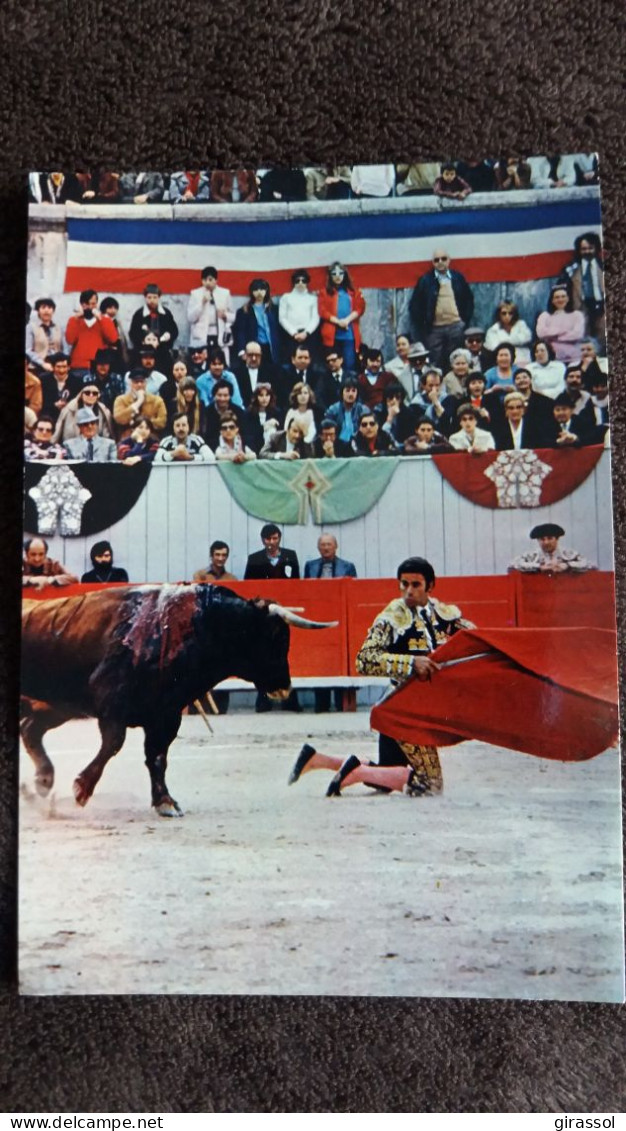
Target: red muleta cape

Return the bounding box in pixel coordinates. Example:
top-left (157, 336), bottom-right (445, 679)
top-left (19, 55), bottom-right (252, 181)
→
top-left (370, 627), bottom-right (619, 762)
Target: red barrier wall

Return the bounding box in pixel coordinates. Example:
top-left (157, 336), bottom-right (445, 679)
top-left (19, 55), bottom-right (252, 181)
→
top-left (23, 573), bottom-right (616, 677)
top-left (513, 571), bottom-right (616, 629)
top-left (345, 576), bottom-right (516, 675)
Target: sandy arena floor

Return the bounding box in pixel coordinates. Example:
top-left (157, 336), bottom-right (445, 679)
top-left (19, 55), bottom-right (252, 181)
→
top-left (18, 709), bottom-right (624, 1001)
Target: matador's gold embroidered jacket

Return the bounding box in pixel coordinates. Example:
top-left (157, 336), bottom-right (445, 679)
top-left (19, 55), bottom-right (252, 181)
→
top-left (356, 596), bottom-right (474, 684)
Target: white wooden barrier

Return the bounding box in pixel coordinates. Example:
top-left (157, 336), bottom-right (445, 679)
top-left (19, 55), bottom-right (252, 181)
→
top-left (36, 450), bottom-right (614, 583)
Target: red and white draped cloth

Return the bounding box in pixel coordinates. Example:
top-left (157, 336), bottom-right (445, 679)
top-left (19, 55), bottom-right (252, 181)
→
top-left (371, 627), bottom-right (618, 761)
top-left (432, 447), bottom-right (603, 509)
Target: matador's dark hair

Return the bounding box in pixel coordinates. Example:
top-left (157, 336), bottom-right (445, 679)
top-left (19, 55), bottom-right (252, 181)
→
top-left (396, 557), bottom-right (435, 587)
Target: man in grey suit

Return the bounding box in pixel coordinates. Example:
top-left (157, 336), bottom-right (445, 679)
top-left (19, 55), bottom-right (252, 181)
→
top-left (63, 407), bottom-right (118, 461)
top-left (304, 533), bottom-right (357, 579)
top-left (305, 534), bottom-right (357, 712)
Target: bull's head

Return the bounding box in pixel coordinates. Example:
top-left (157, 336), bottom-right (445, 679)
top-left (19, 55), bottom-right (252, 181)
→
top-left (264, 603), bottom-right (338, 699)
top-left (267, 603), bottom-right (337, 630)
top-left (246, 598), bottom-right (337, 699)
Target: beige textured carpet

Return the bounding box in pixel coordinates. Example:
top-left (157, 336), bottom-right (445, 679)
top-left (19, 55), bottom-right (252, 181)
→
top-left (0, 0), bottom-right (624, 1112)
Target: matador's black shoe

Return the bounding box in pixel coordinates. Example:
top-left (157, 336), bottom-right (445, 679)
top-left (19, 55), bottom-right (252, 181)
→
top-left (326, 754), bottom-right (361, 797)
top-left (288, 743), bottom-right (316, 786)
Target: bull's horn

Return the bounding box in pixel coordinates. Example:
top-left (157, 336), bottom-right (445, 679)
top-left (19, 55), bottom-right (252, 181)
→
top-left (268, 603), bottom-right (338, 630)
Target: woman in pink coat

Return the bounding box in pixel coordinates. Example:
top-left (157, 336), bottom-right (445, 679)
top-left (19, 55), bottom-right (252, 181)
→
top-left (535, 284), bottom-right (585, 364)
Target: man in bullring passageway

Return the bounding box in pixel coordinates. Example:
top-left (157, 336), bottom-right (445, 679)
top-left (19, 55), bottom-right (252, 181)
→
top-left (509, 524), bottom-right (595, 574)
top-left (193, 541), bottom-right (237, 584)
top-left (81, 541), bottom-right (129, 584)
top-left (22, 538), bottom-right (78, 589)
top-left (245, 525), bottom-right (301, 715)
top-left (304, 534), bottom-right (357, 714)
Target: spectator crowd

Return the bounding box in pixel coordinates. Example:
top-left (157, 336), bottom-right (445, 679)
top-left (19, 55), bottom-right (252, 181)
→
top-left (28, 156), bottom-right (599, 207)
top-left (25, 161), bottom-right (608, 466)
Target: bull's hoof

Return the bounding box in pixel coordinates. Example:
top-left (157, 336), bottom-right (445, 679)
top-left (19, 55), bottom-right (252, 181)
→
top-left (73, 775), bottom-right (93, 808)
top-left (155, 798), bottom-right (184, 818)
top-left (35, 770), bottom-right (54, 797)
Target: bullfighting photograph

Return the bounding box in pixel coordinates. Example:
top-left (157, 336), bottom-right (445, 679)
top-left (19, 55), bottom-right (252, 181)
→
top-left (19, 157), bottom-right (623, 1001)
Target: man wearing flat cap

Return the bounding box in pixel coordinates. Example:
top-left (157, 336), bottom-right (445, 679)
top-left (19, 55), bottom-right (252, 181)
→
top-left (399, 341), bottom-right (431, 403)
top-left (509, 523), bottom-right (595, 573)
top-left (113, 369), bottom-right (167, 439)
top-left (63, 407), bottom-right (118, 461)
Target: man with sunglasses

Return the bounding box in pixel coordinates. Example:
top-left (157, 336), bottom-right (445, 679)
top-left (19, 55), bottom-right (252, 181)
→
top-left (316, 348), bottom-right (354, 412)
top-left (278, 269), bottom-right (320, 360)
top-left (214, 414), bottom-right (256, 463)
top-left (314, 347), bottom-right (357, 412)
top-left (351, 411), bottom-right (393, 456)
top-left (409, 248), bottom-right (474, 374)
top-left (463, 326), bottom-right (491, 373)
top-left (24, 415), bottom-right (67, 462)
top-left (201, 379), bottom-right (248, 451)
top-left (187, 345), bottom-right (209, 379)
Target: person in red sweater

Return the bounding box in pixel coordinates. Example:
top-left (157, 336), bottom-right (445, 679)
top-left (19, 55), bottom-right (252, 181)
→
top-left (356, 348), bottom-right (397, 408)
top-left (317, 261), bottom-right (366, 373)
top-left (65, 289), bottom-right (118, 380)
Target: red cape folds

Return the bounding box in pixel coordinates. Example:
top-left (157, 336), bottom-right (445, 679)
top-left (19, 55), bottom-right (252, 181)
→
top-left (370, 628), bottom-right (619, 762)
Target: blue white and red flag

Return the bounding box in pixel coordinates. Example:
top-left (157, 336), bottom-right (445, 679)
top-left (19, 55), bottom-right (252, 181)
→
top-left (64, 196), bottom-right (602, 294)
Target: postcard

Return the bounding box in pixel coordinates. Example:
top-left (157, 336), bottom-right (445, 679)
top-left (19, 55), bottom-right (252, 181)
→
top-left (20, 157), bottom-right (623, 1000)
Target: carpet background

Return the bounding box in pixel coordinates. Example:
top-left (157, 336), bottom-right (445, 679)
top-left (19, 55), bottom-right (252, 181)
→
top-left (0, 0), bottom-right (624, 1113)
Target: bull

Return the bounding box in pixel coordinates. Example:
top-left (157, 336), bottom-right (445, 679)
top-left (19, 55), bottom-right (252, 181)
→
top-left (21, 583), bottom-right (333, 816)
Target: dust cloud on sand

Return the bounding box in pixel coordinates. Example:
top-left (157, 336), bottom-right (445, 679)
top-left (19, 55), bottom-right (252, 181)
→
top-left (19, 710), bottom-right (624, 1000)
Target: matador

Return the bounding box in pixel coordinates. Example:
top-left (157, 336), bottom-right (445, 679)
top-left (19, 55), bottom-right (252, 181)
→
top-left (288, 556), bottom-right (474, 798)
